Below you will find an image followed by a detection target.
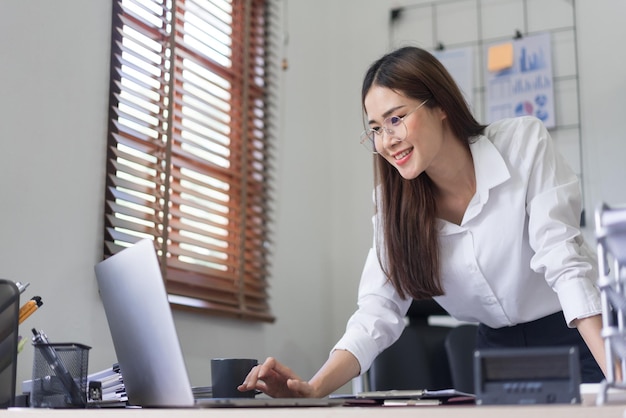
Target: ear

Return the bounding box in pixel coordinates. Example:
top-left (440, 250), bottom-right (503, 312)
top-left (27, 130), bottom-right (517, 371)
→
top-left (435, 105), bottom-right (447, 122)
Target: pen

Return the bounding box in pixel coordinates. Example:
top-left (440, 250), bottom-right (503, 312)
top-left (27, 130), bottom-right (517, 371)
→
top-left (19, 296), bottom-right (43, 324)
top-left (15, 281), bottom-right (30, 294)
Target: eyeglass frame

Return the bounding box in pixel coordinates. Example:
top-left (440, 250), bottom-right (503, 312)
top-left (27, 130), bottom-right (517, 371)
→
top-left (359, 99), bottom-right (430, 154)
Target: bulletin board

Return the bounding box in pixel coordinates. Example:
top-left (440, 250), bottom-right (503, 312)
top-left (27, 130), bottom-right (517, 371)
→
top-left (388, 0), bottom-right (585, 222)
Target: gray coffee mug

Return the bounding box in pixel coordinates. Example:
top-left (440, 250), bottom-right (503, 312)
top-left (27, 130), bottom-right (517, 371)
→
top-left (211, 358), bottom-right (258, 398)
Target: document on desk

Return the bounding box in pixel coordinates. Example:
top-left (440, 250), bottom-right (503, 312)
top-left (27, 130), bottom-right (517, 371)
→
top-left (332, 388), bottom-right (475, 406)
top-left (383, 399), bottom-right (443, 406)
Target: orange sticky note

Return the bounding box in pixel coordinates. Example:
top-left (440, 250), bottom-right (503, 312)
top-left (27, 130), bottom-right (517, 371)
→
top-left (488, 42), bottom-right (514, 72)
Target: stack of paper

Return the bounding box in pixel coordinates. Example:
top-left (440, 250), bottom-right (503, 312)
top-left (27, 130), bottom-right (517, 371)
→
top-left (191, 385), bottom-right (212, 399)
top-left (87, 363), bottom-right (127, 404)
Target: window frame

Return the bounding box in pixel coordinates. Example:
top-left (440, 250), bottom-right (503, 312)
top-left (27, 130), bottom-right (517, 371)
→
top-left (104, 0), bottom-right (276, 322)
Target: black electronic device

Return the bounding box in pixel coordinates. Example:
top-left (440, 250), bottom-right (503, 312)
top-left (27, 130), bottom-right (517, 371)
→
top-left (474, 346), bottom-right (581, 405)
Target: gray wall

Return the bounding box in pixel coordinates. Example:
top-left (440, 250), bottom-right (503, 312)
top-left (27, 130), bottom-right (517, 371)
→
top-left (0, 0), bottom-right (624, 394)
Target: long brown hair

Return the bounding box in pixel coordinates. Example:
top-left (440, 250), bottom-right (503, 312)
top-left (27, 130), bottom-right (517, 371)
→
top-left (362, 46), bottom-right (486, 300)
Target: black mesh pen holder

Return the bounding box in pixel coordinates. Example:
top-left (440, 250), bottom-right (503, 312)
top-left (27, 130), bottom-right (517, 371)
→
top-left (30, 343), bottom-right (91, 408)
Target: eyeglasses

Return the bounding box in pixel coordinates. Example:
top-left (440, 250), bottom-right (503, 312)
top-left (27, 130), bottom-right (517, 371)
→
top-left (359, 99), bottom-right (429, 154)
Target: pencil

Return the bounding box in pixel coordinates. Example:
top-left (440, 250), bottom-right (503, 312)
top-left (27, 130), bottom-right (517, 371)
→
top-left (17, 336), bottom-right (27, 354)
top-left (18, 296), bottom-right (43, 324)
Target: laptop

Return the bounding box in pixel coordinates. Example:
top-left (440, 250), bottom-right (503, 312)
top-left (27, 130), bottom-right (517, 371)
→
top-left (94, 238), bottom-right (338, 408)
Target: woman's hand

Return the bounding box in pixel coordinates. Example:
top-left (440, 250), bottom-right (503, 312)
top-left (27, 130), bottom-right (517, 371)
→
top-left (239, 350), bottom-right (360, 398)
top-left (238, 357), bottom-right (318, 398)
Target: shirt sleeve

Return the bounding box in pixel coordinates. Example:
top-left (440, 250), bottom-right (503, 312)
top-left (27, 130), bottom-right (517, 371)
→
top-left (331, 245), bottom-right (412, 375)
top-left (523, 118), bottom-right (601, 326)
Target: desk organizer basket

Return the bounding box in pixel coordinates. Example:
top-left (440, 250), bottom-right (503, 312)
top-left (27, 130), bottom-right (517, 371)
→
top-left (30, 342), bottom-right (91, 408)
top-left (595, 203), bottom-right (626, 405)
top-left (0, 280), bottom-right (19, 408)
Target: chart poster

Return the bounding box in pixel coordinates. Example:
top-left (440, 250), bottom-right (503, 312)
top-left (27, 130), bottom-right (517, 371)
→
top-left (433, 47), bottom-right (474, 113)
top-left (484, 32), bottom-right (555, 128)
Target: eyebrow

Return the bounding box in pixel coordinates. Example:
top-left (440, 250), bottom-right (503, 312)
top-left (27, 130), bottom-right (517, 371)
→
top-left (367, 104), bottom-right (408, 125)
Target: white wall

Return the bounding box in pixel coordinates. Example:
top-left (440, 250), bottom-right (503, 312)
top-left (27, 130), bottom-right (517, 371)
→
top-left (0, 0), bottom-right (624, 395)
top-left (576, 0), bottom-right (626, 215)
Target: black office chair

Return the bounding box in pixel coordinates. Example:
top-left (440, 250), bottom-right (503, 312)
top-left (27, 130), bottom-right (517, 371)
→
top-left (444, 323), bottom-right (478, 393)
top-left (366, 299), bottom-right (453, 391)
top-left (366, 299), bottom-right (478, 392)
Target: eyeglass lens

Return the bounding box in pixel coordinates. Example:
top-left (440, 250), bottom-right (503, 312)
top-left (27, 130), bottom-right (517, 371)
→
top-left (360, 117), bottom-right (408, 153)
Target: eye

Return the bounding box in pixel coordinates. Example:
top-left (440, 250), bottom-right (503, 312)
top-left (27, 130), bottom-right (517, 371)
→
top-left (369, 126), bottom-right (382, 136)
top-left (387, 115), bottom-right (403, 126)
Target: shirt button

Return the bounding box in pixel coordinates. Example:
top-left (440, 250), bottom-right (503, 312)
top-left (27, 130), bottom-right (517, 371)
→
top-left (468, 264), bottom-right (478, 273)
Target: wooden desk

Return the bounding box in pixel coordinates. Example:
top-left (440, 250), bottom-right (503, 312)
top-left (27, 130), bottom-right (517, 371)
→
top-left (4, 402), bottom-right (626, 418)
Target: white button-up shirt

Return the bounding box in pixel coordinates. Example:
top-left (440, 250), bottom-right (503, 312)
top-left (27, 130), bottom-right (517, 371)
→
top-left (333, 116), bottom-right (601, 374)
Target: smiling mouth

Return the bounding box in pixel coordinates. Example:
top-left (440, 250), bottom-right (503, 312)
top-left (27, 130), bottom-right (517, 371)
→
top-left (393, 148), bottom-right (412, 160)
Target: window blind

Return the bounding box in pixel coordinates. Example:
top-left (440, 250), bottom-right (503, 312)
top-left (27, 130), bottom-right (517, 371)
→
top-left (104, 0), bottom-right (277, 322)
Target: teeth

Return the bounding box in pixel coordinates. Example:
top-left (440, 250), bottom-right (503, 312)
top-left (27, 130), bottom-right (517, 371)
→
top-left (394, 149), bottom-right (411, 160)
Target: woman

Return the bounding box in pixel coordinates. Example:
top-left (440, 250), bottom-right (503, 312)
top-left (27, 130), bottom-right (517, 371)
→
top-left (239, 46), bottom-right (605, 398)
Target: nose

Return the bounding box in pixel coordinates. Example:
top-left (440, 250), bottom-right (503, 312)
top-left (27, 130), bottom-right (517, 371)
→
top-left (380, 127), bottom-right (402, 147)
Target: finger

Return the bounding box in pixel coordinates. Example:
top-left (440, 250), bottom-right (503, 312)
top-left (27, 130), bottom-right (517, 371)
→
top-left (238, 379), bottom-right (267, 393)
top-left (253, 380), bottom-right (269, 394)
top-left (239, 363), bottom-right (283, 392)
top-left (267, 360), bottom-right (297, 379)
top-left (239, 378), bottom-right (281, 398)
top-left (239, 364), bottom-right (262, 389)
top-left (258, 357), bottom-right (298, 381)
top-left (256, 357), bottom-right (279, 379)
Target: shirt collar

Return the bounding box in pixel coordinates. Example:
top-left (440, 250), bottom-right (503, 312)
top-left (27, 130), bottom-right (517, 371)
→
top-left (471, 134), bottom-right (511, 203)
top-left (439, 135), bottom-right (511, 233)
